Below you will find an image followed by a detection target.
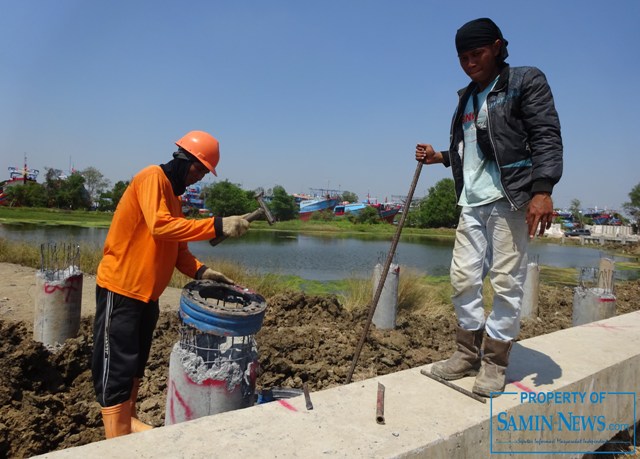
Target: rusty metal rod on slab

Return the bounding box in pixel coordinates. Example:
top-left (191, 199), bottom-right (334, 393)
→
top-left (420, 369), bottom-right (487, 404)
top-left (346, 162), bottom-right (423, 384)
top-left (303, 382), bottom-right (313, 410)
top-left (376, 382), bottom-right (386, 424)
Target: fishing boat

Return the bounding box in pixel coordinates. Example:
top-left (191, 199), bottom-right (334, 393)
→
top-left (298, 188), bottom-right (341, 221)
top-left (0, 162), bottom-right (40, 206)
top-left (182, 185), bottom-right (205, 208)
top-left (363, 197), bottom-right (403, 224)
top-left (299, 196), bottom-right (341, 220)
top-left (334, 199), bottom-right (403, 224)
top-left (374, 202), bottom-right (403, 224)
top-left (333, 202), bottom-right (367, 216)
top-left (583, 209), bottom-right (622, 226)
top-left (181, 184), bottom-right (212, 215)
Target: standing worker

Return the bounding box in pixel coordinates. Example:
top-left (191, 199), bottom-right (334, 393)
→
top-left (92, 130), bottom-right (251, 438)
top-left (415, 18), bottom-right (562, 397)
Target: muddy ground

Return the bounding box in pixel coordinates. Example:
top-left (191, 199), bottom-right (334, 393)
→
top-left (0, 262), bottom-right (638, 458)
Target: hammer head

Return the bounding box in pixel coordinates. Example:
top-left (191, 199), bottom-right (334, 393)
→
top-left (255, 191), bottom-right (276, 225)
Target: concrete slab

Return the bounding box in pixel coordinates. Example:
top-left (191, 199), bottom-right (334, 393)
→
top-left (36, 311), bottom-right (640, 459)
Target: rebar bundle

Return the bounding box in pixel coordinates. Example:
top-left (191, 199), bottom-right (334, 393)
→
top-left (39, 242), bottom-right (80, 281)
top-left (177, 323), bottom-right (258, 392)
top-left (578, 266), bottom-right (615, 295)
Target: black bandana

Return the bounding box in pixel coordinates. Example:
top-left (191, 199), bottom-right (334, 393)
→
top-left (455, 18), bottom-right (509, 61)
top-left (160, 154), bottom-right (193, 196)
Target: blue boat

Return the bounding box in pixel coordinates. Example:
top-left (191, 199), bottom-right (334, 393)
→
top-left (299, 197), bottom-right (340, 220)
top-left (182, 185), bottom-right (205, 208)
top-left (334, 198), bottom-right (403, 224)
top-left (333, 202), bottom-right (367, 216)
top-left (298, 188), bottom-right (341, 220)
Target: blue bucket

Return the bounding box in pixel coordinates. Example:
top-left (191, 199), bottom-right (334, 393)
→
top-left (179, 280), bottom-right (267, 336)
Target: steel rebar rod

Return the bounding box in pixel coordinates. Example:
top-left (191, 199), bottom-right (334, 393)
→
top-left (376, 382), bottom-right (386, 424)
top-left (420, 369), bottom-right (487, 404)
top-left (303, 382), bottom-right (313, 410)
top-left (346, 162), bottom-right (423, 384)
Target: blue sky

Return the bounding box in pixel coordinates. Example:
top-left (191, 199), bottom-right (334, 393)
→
top-left (1, 0), bottom-right (638, 213)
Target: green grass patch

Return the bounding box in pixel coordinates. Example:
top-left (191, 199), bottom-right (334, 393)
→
top-left (0, 238), bottom-right (104, 273)
top-left (540, 265), bottom-right (579, 287)
top-left (0, 207), bottom-right (459, 244)
top-left (0, 207), bottom-right (112, 227)
top-left (0, 237), bottom-right (454, 314)
top-left (256, 218), bottom-right (456, 240)
top-left (616, 260), bottom-right (640, 271)
top-left (334, 267), bottom-right (454, 320)
top-left (398, 268), bottom-right (453, 317)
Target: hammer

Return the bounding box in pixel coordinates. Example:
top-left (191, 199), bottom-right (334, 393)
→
top-left (209, 191), bottom-right (275, 246)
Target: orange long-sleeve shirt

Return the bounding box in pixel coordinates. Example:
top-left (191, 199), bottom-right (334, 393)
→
top-left (97, 165), bottom-right (218, 302)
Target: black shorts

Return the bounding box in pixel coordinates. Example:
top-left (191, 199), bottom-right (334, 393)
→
top-left (91, 285), bottom-right (159, 407)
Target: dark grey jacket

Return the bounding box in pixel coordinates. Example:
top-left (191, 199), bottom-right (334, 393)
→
top-left (441, 65), bottom-right (563, 210)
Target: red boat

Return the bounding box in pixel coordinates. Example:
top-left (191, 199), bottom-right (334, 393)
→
top-left (367, 201), bottom-right (402, 224)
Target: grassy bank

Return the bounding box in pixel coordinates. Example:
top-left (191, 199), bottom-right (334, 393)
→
top-left (0, 207), bottom-right (113, 227)
top-left (0, 206), bottom-right (455, 239)
top-left (5, 207), bottom-right (636, 312)
top-left (0, 236), bottom-right (583, 320)
top-left (0, 237), bottom-right (455, 312)
top-left (267, 218), bottom-right (455, 239)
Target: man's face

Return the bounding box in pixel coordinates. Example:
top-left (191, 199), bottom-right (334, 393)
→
top-left (185, 161), bottom-right (209, 186)
top-left (458, 40), bottom-right (502, 88)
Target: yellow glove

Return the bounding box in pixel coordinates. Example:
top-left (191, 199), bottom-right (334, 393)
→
top-left (201, 268), bottom-right (234, 284)
top-left (222, 216), bottom-right (250, 237)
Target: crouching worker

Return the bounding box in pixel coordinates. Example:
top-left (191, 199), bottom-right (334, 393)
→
top-left (91, 130), bottom-right (250, 438)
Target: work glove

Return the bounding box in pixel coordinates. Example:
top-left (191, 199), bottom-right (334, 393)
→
top-left (201, 267), bottom-right (234, 284)
top-left (222, 216), bottom-right (250, 238)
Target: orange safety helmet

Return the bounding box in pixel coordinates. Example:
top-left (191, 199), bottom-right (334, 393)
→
top-left (175, 130), bottom-right (220, 176)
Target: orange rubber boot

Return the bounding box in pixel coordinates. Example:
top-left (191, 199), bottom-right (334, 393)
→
top-left (101, 402), bottom-right (132, 439)
top-left (130, 377), bottom-right (153, 433)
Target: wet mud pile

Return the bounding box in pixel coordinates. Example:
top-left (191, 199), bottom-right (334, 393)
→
top-left (1, 282), bottom-right (639, 457)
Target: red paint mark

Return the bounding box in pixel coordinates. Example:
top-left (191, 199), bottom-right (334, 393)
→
top-left (168, 373), bottom-right (193, 421)
top-left (181, 371), bottom-right (239, 394)
top-left (168, 379), bottom-right (175, 424)
top-left (278, 399), bottom-right (298, 412)
top-left (248, 361), bottom-right (259, 385)
top-left (510, 380), bottom-right (533, 392)
top-left (43, 275), bottom-right (82, 302)
top-left (199, 378), bottom-right (227, 388)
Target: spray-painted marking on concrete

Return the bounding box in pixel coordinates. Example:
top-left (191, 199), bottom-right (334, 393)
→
top-left (580, 323), bottom-right (633, 331)
top-left (169, 374), bottom-right (194, 423)
top-left (277, 400), bottom-right (298, 412)
top-left (43, 275), bottom-right (82, 302)
top-left (510, 380), bottom-right (534, 392)
top-left (197, 378), bottom-right (227, 387)
top-left (167, 380), bottom-right (178, 424)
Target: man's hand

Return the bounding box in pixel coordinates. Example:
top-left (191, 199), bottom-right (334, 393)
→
top-left (201, 267), bottom-right (234, 284)
top-left (222, 216), bottom-right (250, 237)
top-left (415, 144), bottom-right (443, 164)
top-left (526, 193), bottom-right (554, 239)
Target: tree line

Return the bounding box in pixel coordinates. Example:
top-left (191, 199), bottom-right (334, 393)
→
top-left (3, 166), bottom-right (639, 229)
top-left (3, 167), bottom-right (127, 211)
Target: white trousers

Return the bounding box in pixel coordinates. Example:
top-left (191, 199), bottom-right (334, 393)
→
top-left (450, 199), bottom-right (529, 341)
